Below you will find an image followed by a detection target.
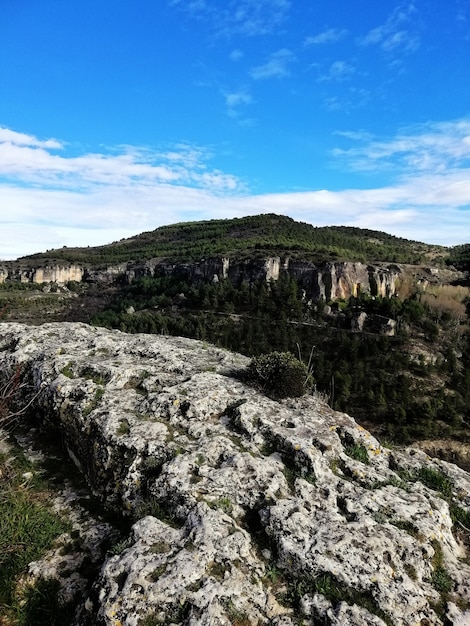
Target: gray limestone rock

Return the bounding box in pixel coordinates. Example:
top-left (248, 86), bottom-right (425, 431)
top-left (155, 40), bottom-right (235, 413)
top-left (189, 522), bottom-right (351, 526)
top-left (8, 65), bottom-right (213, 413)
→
top-left (1, 321), bottom-right (470, 625)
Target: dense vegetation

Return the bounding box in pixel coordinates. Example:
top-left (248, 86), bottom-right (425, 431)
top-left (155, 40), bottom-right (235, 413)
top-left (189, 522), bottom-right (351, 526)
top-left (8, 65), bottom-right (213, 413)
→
top-left (19, 214), bottom-right (441, 266)
top-left (447, 243), bottom-right (470, 272)
top-left (92, 272), bottom-right (470, 445)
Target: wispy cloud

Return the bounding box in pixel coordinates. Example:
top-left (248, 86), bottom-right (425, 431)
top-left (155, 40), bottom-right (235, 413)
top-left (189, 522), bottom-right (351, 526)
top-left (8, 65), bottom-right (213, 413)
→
top-left (250, 48), bottom-right (294, 80)
top-left (1, 121), bottom-right (470, 259)
top-left (230, 48), bottom-right (243, 61)
top-left (0, 128), bottom-right (241, 192)
top-left (332, 119), bottom-right (470, 173)
top-left (169, 0), bottom-right (291, 37)
top-left (223, 89), bottom-right (253, 118)
top-left (318, 60), bottom-right (355, 82)
top-left (304, 28), bottom-right (347, 46)
top-left (324, 88), bottom-right (370, 112)
top-left (359, 3), bottom-right (420, 60)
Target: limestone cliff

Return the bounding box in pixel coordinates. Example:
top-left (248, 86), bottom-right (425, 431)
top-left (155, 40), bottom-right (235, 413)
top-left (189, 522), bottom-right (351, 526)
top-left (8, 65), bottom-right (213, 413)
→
top-left (1, 322), bottom-right (470, 625)
top-left (0, 257), bottom-right (401, 302)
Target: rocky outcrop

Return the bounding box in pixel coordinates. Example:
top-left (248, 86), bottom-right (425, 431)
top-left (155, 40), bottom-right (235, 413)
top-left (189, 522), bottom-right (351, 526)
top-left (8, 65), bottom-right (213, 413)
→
top-left (1, 322), bottom-right (470, 625)
top-left (0, 257), bottom-right (401, 302)
top-left (0, 264), bottom-right (85, 284)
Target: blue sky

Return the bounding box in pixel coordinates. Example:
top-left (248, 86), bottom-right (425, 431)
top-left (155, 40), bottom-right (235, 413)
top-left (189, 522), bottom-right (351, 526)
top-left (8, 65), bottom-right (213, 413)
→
top-left (0, 0), bottom-right (469, 259)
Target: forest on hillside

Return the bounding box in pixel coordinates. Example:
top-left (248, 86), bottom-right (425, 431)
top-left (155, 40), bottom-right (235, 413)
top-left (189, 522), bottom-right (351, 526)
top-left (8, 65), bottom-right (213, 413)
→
top-left (92, 272), bottom-right (470, 446)
top-left (21, 214), bottom-right (441, 266)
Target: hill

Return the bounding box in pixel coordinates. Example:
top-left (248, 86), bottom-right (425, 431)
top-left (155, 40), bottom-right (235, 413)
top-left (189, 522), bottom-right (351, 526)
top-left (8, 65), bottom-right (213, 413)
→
top-left (20, 213), bottom-right (444, 266)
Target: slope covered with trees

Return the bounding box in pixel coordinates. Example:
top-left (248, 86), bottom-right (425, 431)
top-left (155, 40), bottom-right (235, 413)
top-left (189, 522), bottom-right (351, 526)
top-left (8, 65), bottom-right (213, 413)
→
top-left (21, 214), bottom-right (441, 266)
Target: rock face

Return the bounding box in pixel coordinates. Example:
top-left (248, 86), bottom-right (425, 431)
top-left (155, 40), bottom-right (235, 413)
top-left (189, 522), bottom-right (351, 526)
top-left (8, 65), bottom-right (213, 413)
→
top-left (0, 257), bottom-right (401, 302)
top-left (0, 264), bottom-right (85, 284)
top-left (1, 322), bottom-right (470, 625)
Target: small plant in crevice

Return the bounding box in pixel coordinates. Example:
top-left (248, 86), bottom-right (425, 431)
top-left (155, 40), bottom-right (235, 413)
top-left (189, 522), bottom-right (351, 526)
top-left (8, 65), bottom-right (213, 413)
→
top-left (83, 386), bottom-right (105, 416)
top-left (213, 496), bottom-right (233, 514)
top-left (280, 572), bottom-right (394, 626)
top-left (223, 598), bottom-right (251, 626)
top-left (343, 442), bottom-right (370, 465)
top-left (430, 539), bottom-right (454, 595)
top-left (116, 419), bottom-right (131, 436)
top-left (390, 519), bottom-right (423, 540)
top-left (151, 540), bottom-right (171, 554)
top-left (80, 366), bottom-right (111, 385)
top-left (132, 497), bottom-right (182, 528)
top-left (403, 563), bottom-right (418, 581)
top-left (416, 467), bottom-right (453, 498)
top-left (207, 560), bottom-right (229, 581)
top-left (139, 601), bottom-right (190, 626)
top-left (109, 535), bottom-right (133, 556)
top-left (60, 362), bottom-right (75, 379)
top-left (264, 563), bottom-right (282, 584)
top-left (450, 503), bottom-right (470, 530)
top-left (150, 564), bottom-right (167, 582)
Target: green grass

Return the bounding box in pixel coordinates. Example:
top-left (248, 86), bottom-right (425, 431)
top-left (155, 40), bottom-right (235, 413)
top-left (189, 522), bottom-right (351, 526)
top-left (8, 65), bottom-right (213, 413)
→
top-left (416, 467), bottom-right (453, 498)
top-left (344, 443), bottom-right (370, 464)
top-left (14, 577), bottom-right (76, 626)
top-left (0, 449), bottom-right (71, 623)
top-left (281, 572), bottom-right (394, 626)
top-left (450, 503), bottom-right (470, 529)
top-left (83, 386), bottom-right (105, 416)
top-left (430, 539), bottom-right (454, 595)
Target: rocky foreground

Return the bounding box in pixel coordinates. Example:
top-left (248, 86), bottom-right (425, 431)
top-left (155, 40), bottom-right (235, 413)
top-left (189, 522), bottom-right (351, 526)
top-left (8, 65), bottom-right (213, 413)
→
top-left (1, 322), bottom-right (470, 626)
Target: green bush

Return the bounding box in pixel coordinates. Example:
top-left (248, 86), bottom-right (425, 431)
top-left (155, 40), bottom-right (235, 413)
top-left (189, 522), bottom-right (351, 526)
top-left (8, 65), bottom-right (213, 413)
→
top-left (247, 351), bottom-right (313, 399)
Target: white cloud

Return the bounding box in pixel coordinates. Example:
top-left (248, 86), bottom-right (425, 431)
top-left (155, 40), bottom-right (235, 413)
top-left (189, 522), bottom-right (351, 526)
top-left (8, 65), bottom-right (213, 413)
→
top-left (304, 28), bottom-right (347, 46)
top-left (250, 49), bottom-right (294, 80)
top-left (0, 127), bottom-right (63, 150)
top-left (0, 134), bottom-right (241, 192)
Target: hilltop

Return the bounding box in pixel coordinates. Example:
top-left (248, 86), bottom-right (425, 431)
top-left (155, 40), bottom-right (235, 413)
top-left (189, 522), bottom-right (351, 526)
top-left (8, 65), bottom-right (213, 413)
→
top-left (18, 213), bottom-right (445, 267)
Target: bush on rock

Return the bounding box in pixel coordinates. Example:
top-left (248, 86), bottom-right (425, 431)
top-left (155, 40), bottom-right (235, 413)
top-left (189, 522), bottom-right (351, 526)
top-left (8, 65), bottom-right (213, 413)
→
top-left (247, 351), bottom-right (313, 399)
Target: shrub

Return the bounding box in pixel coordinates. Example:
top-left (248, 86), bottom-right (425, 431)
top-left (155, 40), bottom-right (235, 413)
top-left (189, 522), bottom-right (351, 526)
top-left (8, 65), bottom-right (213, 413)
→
top-left (247, 351), bottom-right (313, 399)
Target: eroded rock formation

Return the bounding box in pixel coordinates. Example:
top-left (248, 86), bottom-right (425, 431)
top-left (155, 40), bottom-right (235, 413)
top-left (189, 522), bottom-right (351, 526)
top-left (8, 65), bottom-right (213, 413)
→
top-left (1, 322), bottom-right (470, 625)
top-left (0, 257), bottom-right (401, 302)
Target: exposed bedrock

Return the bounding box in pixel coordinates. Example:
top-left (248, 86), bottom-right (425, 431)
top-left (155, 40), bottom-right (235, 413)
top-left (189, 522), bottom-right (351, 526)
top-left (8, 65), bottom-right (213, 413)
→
top-left (0, 257), bottom-right (401, 302)
top-left (1, 322), bottom-right (470, 625)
